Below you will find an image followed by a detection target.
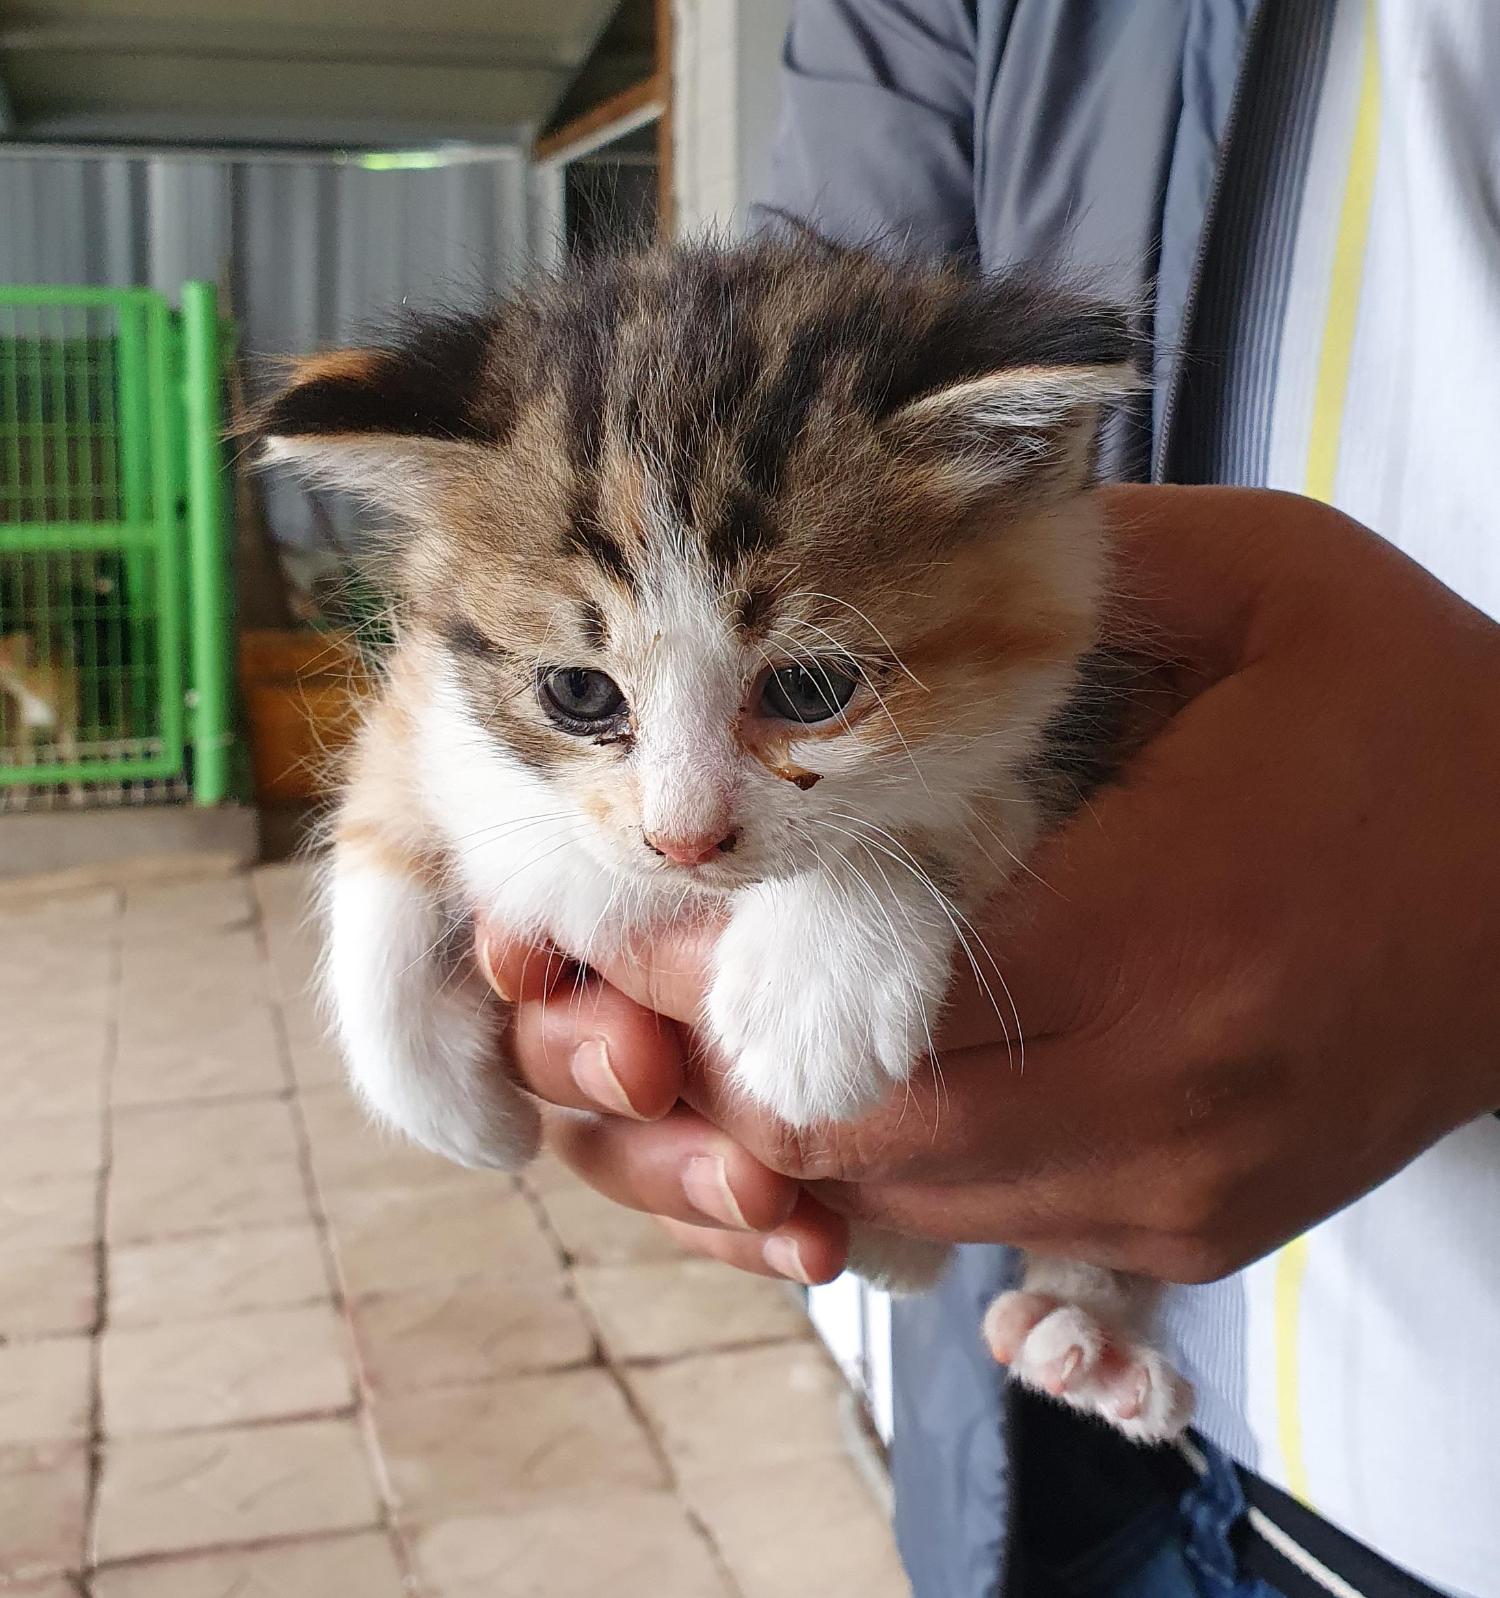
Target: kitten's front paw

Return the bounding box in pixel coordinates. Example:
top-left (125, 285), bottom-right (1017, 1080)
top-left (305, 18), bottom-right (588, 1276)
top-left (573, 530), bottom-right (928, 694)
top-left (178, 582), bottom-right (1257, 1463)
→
top-left (706, 875), bottom-right (945, 1124)
top-left (344, 975), bottom-right (539, 1173)
top-left (983, 1291), bottom-right (1194, 1444)
top-left (706, 933), bottom-right (907, 1131)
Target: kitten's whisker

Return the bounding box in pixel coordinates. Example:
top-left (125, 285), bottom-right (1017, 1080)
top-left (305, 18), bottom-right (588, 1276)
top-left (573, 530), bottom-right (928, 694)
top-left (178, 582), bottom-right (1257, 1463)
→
top-left (781, 591), bottom-right (925, 688)
top-left (444, 811), bottom-right (574, 850)
top-left (771, 617), bottom-right (932, 796)
top-left (802, 832), bottom-right (938, 1127)
top-left (810, 830), bottom-right (944, 1121)
top-left (962, 807), bottom-right (1057, 895)
top-left (814, 812), bottom-right (1022, 1074)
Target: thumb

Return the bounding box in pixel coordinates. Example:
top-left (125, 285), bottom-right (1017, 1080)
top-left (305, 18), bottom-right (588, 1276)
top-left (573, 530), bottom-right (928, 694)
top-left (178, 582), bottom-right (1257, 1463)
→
top-left (588, 919), bottom-right (722, 1025)
top-left (474, 923), bottom-right (571, 1004)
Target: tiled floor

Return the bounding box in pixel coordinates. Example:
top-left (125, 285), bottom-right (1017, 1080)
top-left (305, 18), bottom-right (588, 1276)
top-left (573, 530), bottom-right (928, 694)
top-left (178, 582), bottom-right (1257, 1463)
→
top-left (0, 862), bottom-right (909, 1596)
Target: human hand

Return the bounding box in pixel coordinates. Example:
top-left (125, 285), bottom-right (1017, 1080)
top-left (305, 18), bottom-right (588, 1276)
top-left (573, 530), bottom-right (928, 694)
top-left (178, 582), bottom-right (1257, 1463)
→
top-left (485, 486), bottom-right (1500, 1285)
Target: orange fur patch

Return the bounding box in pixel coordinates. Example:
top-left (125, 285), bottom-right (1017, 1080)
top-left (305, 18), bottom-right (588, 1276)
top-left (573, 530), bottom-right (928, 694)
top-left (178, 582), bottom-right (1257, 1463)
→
top-left (334, 818), bottom-right (439, 884)
top-left (290, 348), bottom-right (384, 387)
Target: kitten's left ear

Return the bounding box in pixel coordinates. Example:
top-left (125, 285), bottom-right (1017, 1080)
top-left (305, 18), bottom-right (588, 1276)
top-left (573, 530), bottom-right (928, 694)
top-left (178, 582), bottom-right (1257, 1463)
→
top-left (254, 313), bottom-right (499, 519)
top-left (885, 362), bottom-right (1143, 503)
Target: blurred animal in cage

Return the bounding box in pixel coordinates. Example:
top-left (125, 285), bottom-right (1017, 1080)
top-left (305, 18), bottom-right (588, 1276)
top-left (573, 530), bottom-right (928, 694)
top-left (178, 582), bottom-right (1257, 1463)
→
top-left (0, 632), bottom-right (83, 778)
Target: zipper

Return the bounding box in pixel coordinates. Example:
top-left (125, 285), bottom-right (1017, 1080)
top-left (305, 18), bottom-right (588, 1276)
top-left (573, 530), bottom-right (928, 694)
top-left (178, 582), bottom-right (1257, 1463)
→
top-left (1152, 0), bottom-right (1271, 483)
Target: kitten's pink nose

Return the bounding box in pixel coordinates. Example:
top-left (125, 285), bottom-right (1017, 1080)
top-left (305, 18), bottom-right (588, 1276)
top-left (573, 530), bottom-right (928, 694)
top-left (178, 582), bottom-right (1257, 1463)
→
top-left (644, 828), bottom-right (739, 867)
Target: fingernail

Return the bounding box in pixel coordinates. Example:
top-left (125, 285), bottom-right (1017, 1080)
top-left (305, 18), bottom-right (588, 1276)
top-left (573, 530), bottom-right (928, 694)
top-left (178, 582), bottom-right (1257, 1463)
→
top-left (763, 1234), bottom-right (812, 1284)
top-left (682, 1156), bottom-right (750, 1229)
top-left (479, 935), bottom-right (515, 1003)
top-left (571, 1038), bottom-right (643, 1119)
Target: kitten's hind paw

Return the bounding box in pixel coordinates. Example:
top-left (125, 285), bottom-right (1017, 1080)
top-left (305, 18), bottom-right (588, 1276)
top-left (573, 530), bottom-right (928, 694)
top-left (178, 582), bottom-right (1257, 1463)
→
top-left (983, 1290), bottom-right (1194, 1444)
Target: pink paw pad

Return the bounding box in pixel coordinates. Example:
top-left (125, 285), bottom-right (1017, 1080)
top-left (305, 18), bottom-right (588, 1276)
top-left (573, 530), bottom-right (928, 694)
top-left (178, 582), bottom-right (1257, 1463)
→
top-left (982, 1291), bottom-right (1194, 1445)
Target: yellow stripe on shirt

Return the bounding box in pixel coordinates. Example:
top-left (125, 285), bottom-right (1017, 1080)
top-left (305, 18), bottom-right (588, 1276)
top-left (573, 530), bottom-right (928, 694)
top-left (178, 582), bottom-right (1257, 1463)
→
top-left (1276, 0), bottom-right (1385, 1510)
top-left (1304, 0), bottom-right (1385, 504)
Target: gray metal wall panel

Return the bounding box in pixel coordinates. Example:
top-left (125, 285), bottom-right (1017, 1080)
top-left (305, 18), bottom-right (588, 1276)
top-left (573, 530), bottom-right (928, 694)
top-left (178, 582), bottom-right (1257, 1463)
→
top-left (0, 146), bottom-right (535, 551)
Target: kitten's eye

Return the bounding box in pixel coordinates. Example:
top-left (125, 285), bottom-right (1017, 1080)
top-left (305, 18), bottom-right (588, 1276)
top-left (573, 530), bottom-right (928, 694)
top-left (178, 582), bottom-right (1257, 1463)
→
top-left (539, 666), bottom-right (626, 731)
top-left (760, 662), bottom-right (858, 724)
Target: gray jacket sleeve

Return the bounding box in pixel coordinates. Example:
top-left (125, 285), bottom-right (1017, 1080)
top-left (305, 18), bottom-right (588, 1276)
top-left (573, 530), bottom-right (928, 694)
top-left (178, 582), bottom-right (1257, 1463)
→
top-left (748, 0), bottom-right (980, 254)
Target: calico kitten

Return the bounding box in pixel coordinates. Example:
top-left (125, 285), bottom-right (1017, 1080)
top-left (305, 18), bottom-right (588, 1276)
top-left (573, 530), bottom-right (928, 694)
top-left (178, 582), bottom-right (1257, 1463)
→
top-left (257, 237), bottom-right (1192, 1442)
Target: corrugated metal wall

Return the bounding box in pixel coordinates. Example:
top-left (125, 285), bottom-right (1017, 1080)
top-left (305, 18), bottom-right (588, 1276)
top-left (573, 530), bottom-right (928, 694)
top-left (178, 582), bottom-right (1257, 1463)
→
top-left (0, 147), bottom-right (558, 551)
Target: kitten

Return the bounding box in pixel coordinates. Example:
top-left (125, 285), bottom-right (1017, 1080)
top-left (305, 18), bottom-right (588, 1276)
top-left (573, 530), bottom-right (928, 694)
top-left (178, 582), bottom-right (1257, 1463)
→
top-left (257, 237), bottom-right (1193, 1442)
top-left (0, 632), bottom-right (81, 768)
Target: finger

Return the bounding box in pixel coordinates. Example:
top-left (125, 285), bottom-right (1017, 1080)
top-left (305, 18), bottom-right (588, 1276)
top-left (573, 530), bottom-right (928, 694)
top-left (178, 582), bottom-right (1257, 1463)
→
top-left (511, 973), bottom-right (686, 1121)
top-left (670, 1027), bottom-right (1142, 1188)
top-left (584, 919), bottom-right (720, 1026)
top-left (652, 1193), bottom-right (850, 1285)
top-left (475, 922), bottom-right (574, 1005)
top-left (547, 1105), bottom-right (800, 1233)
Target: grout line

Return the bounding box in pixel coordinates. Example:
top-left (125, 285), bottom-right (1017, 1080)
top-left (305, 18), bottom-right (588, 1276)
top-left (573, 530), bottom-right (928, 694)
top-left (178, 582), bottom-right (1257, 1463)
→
top-left (249, 867), bottom-right (428, 1597)
top-left (80, 886), bottom-right (124, 1577)
top-left (86, 1522), bottom-right (389, 1575)
top-left (109, 1085), bottom-right (297, 1115)
top-left (94, 1403), bottom-right (363, 1442)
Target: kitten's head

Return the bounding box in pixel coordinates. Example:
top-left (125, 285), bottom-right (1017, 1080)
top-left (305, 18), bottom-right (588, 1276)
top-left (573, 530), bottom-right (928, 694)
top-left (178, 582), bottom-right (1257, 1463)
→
top-left (258, 239), bottom-right (1139, 890)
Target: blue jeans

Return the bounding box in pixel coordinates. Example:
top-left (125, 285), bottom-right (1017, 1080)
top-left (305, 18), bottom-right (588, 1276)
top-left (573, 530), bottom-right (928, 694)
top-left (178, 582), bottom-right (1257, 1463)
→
top-left (1103, 1444), bottom-right (1285, 1598)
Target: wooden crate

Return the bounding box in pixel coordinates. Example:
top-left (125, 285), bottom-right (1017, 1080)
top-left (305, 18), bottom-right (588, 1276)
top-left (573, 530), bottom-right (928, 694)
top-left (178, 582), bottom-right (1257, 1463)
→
top-left (239, 629), bottom-right (369, 804)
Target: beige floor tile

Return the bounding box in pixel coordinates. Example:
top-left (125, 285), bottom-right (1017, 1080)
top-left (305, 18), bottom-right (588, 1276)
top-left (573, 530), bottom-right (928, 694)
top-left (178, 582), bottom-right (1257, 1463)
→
top-left (251, 857), bottom-right (318, 910)
top-left (0, 885), bottom-right (120, 925)
top-left (122, 875), bottom-right (254, 932)
top-left (108, 1098), bottom-right (310, 1242)
top-left (91, 1530), bottom-right (408, 1598)
top-left (0, 1440), bottom-right (88, 1580)
top-left (0, 1024), bottom-right (107, 1121)
top-left (688, 1457), bottom-right (908, 1598)
top-left (113, 1002), bottom-right (285, 1106)
top-left (0, 1182), bottom-right (97, 1252)
top-left (351, 1273), bottom-right (594, 1395)
top-left (514, 1149), bottom-right (581, 1197)
top-left (109, 1224), bottom-right (330, 1326)
top-left (100, 1304), bottom-right (353, 1435)
top-left (411, 1496), bottom-right (734, 1598)
top-left (118, 930), bottom-right (266, 1001)
top-left (525, 1163), bottom-right (685, 1266)
top-left (285, 1027), bottom-right (347, 1087)
top-left (376, 1368), bottom-right (665, 1521)
top-left (0, 1338), bottom-right (91, 1444)
top-left (4, 1578), bottom-right (81, 1597)
top-left (575, 1260), bottom-right (809, 1363)
top-left (115, 970), bottom-right (275, 1021)
top-left (627, 1342), bottom-right (850, 1483)
top-left (0, 1245), bottom-right (97, 1338)
top-left (116, 955), bottom-right (270, 1020)
top-left (93, 1417), bottom-right (380, 1562)
top-left (300, 1088), bottom-right (486, 1199)
top-left (110, 1094), bottom-right (300, 1176)
top-left (0, 1115), bottom-right (104, 1186)
top-left (330, 1186), bottom-right (558, 1299)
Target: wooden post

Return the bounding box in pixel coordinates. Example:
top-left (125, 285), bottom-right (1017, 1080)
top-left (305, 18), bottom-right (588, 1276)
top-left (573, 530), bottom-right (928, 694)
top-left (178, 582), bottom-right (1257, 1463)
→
top-left (655, 0), bottom-right (675, 239)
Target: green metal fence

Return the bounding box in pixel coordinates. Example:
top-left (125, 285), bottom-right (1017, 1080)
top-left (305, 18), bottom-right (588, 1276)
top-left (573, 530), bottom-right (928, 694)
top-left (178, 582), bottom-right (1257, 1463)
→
top-left (0, 281), bottom-right (233, 807)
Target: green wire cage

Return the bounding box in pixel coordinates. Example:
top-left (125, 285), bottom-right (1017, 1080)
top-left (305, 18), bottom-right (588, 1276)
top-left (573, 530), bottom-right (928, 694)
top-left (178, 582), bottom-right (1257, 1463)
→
top-left (0, 281), bottom-right (234, 811)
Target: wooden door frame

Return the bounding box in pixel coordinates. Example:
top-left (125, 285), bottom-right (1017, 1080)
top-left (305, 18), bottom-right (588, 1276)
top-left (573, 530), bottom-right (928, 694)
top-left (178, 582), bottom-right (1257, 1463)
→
top-left (530, 0), bottom-right (674, 238)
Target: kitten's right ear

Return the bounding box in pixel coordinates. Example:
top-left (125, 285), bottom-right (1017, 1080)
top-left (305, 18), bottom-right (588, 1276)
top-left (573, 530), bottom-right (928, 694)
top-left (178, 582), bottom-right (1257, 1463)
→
top-left (255, 315), bottom-right (498, 519)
